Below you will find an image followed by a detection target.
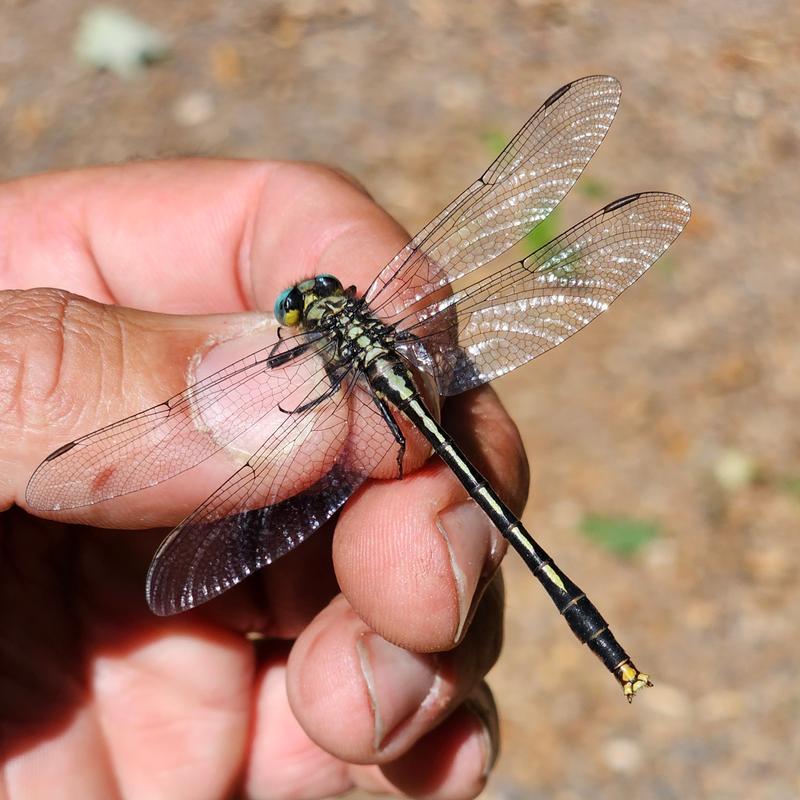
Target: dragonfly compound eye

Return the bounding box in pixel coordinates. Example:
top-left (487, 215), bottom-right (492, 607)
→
top-left (274, 286), bottom-right (304, 326)
top-left (315, 274), bottom-right (343, 297)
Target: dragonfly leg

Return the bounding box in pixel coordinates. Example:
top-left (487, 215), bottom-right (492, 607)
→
top-left (278, 366), bottom-right (351, 414)
top-left (267, 336), bottom-right (315, 367)
top-left (370, 391), bottom-right (406, 479)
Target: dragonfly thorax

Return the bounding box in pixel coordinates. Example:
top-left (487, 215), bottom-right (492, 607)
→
top-left (275, 275), bottom-right (400, 370)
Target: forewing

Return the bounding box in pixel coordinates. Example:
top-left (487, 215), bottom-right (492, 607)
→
top-left (146, 376), bottom-right (396, 615)
top-left (397, 193), bottom-right (691, 395)
top-left (364, 75), bottom-right (621, 321)
top-left (25, 333), bottom-right (331, 510)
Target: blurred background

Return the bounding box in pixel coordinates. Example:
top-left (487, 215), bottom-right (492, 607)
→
top-left (2, 1), bottom-right (799, 797)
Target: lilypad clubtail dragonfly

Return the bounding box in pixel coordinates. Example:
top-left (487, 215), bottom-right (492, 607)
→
top-left (27, 75), bottom-right (690, 700)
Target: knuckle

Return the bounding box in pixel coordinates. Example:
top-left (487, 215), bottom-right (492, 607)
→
top-left (294, 161), bottom-right (374, 200)
top-left (0, 288), bottom-right (122, 437)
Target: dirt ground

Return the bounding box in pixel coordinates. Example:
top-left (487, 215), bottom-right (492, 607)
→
top-left (2, 1), bottom-right (799, 798)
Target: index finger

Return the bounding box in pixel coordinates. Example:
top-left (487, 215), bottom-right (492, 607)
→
top-left (0, 160), bottom-right (409, 313)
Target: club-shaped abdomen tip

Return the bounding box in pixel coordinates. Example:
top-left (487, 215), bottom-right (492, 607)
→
top-left (617, 661), bottom-right (653, 703)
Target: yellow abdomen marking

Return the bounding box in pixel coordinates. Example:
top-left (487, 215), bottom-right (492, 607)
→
top-left (542, 564), bottom-right (566, 592)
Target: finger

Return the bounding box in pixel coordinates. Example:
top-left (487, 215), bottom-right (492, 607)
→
top-left (246, 658), bottom-right (499, 800)
top-left (0, 508), bottom-right (253, 800)
top-left (90, 624), bottom-right (253, 799)
top-left (244, 648), bottom-right (355, 799)
top-left (285, 577), bottom-right (503, 765)
top-left (333, 385), bottom-right (526, 652)
top-left (0, 290), bottom-right (294, 527)
top-left (369, 682), bottom-right (499, 800)
top-left (0, 160), bottom-right (409, 313)
top-left (2, 287), bottom-right (261, 522)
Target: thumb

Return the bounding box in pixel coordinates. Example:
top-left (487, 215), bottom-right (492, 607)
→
top-left (5, 287), bottom-right (282, 527)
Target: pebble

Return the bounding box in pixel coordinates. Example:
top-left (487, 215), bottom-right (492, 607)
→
top-left (713, 449), bottom-right (757, 492)
top-left (172, 91), bottom-right (215, 127)
top-left (602, 738), bottom-right (643, 774)
top-left (643, 537), bottom-right (678, 570)
top-left (73, 6), bottom-right (169, 78)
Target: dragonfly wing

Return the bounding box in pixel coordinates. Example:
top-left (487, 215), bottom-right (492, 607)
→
top-left (25, 334), bottom-right (333, 511)
top-left (364, 75), bottom-right (622, 320)
top-left (146, 375), bottom-right (396, 615)
top-left (397, 193), bottom-right (691, 396)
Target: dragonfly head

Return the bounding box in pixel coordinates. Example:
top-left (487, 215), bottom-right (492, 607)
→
top-left (274, 274), bottom-right (344, 328)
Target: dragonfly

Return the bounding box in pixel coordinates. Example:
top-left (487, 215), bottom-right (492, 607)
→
top-left (26, 75), bottom-right (690, 701)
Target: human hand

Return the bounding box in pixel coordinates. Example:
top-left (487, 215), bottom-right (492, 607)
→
top-left (0, 161), bottom-right (529, 799)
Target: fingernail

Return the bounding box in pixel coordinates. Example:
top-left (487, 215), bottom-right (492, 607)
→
top-left (356, 633), bottom-right (438, 751)
top-left (188, 317), bottom-right (281, 459)
top-left (191, 314), bottom-right (277, 381)
top-left (435, 499), bottom-right (503, 643)
top-left (464, 683), bottom-right (500, 778)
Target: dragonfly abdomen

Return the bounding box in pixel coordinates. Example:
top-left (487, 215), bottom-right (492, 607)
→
top-left (397, 395), bottom-right (652, 701)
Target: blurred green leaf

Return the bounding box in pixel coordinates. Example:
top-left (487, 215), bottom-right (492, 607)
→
top-left (577, 176), bottom-right (609, 200)
top-left (524, 208), bottom-right (561, 252)
top-left (779, 476), bottom-right (800, 502)
top-left (654, 255), bottom-right (681, 280)
top-left (579, 515), bottom-right (660, 557)
top-left (481, 129), bottom-right (508, 157)
top-left (480, 127), bottom-right (565, 252)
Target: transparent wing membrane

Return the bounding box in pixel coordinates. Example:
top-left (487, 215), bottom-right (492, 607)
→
top-left (365, 75), bottom-right (621, 320)
top-left (26, 335), bottom-right (332, 509)
top-left (397, 193), bottom-right (691, 395)
top-left (146, 378), bottom-right (396, 614)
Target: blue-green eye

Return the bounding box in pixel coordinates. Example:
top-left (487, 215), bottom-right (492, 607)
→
top-left (274, 288), bottom-right (292, 323)
top-left (274, 286), bottom-right (303, 326)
